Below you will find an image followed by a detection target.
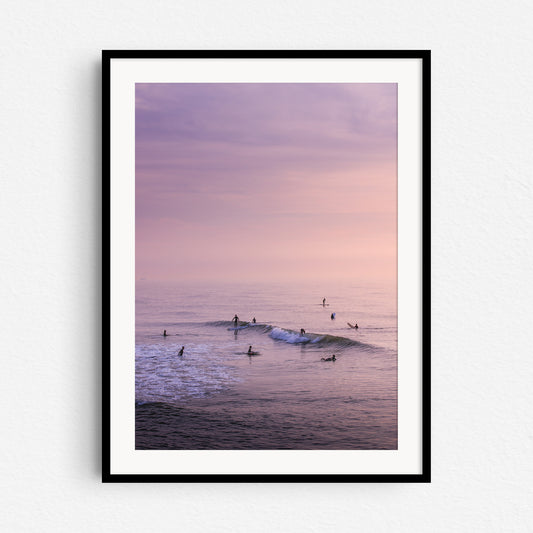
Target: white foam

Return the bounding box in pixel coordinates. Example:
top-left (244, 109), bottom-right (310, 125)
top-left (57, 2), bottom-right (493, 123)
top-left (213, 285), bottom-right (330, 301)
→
top-left (269, 327), bottom-right (309, 344)
top-left (135, 342), bottom-right (242, 402)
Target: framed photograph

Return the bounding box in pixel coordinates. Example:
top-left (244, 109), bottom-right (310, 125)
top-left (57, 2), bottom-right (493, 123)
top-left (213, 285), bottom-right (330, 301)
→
top-left (103, 50), bottom-right (430, 482)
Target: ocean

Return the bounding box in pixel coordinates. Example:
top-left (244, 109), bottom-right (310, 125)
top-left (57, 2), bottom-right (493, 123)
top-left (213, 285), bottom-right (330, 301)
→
top-left (135, 280), bottom-right (397, 450)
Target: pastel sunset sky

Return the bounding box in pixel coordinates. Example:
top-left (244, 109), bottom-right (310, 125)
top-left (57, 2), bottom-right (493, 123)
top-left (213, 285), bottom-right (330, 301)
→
top-left (136, 83), bottom-right (397, 283)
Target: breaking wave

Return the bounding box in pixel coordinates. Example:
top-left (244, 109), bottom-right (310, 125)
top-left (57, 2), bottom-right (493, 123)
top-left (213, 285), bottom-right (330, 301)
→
top-left (206, 321), bottom-right (376, 351)
top-left (268, 327), bottom-right (373, 350)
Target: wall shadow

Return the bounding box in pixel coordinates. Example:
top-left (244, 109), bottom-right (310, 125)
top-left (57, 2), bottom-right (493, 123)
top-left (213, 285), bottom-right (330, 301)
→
top-left (90, 58), bottom-right (102, 479)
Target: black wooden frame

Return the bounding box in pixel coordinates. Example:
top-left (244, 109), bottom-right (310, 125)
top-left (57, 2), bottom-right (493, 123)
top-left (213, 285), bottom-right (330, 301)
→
top-left (102, 50), bottom-right (431, 483)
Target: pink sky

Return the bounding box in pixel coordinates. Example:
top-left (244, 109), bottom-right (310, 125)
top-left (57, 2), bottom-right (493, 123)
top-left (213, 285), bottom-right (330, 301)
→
top-left (136, 83), bottom-right (397, 283)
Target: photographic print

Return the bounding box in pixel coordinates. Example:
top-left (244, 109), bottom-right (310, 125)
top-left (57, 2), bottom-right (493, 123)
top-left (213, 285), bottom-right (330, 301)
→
top-left (103, 51), bottom-right (430, 481)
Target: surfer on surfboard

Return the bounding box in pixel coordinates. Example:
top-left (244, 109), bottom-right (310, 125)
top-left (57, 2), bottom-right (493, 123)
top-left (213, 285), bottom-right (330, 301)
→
top-left (178, 346), bottom-right (184, 356)
top-left (163, 329), bottom-right (169, 337)
top-left (233, 314), bottom-right (239, 326)
top-left (321, 355), bottom-right (336, 361)
top-left (323, 297), bottom-right (326, 306)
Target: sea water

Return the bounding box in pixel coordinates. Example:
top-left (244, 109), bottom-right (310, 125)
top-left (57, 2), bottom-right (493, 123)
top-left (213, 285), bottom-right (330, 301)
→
top-left (135, 280), bottom-right (397, 450)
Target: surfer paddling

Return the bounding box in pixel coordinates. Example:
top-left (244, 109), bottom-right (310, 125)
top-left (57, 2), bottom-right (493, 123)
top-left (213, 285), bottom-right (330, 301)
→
top-left (321, 355), bottom-right (336, 362)
top-left (178, 346), bottom-right (184, 356)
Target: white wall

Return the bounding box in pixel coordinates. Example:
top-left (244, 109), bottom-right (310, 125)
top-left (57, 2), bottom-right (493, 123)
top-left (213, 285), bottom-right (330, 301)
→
top-left (2, 1), bottom-right (532, 531)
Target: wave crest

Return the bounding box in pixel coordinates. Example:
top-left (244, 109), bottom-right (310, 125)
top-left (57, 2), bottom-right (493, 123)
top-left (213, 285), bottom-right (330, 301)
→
top-left (206, 321), bottom-right (375, 351)
top-left (269, 327), bottom-right (313, 344)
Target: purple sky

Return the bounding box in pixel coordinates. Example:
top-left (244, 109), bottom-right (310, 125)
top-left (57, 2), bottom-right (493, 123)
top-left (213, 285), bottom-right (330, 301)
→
top-left (136, 83), bottom-right (397, 283)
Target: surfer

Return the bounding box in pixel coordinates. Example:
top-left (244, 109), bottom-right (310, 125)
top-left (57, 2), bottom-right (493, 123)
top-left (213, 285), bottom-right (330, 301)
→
top-left (233, 314), bottom-right (239, 326)
top-left (331, 313), bottom-right (335, 320)
top-left (300, 328), bottom-right (306, 335)
top-left (323, 298), bottom-right (326, 306)
top-left (355, 323), bottom-right (358, 329)
top-left (178, 346), bottom-right (184, 356)
top-left (163, 330), bottom-right (169, 337)
top-left (321, 355), bottom-right (336, 362)
top-left (248, 345), bottom-right (253, 355)
top-left (252, 317), bottom-right (256, 323)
